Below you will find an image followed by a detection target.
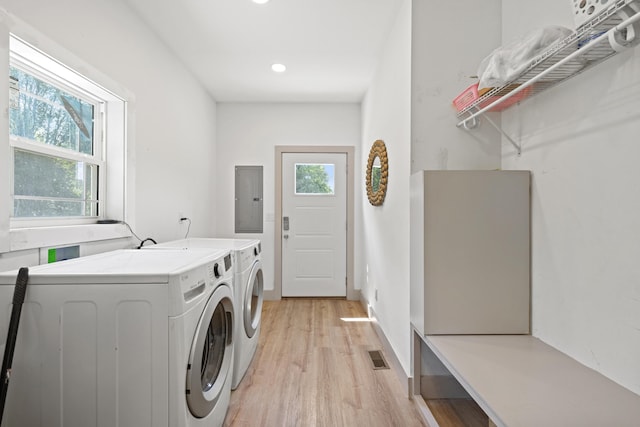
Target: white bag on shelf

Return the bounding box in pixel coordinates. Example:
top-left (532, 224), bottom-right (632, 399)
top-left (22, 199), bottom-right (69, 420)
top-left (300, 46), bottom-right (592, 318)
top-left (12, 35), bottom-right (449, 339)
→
top-left (477, 25), bottom-right (573, 90)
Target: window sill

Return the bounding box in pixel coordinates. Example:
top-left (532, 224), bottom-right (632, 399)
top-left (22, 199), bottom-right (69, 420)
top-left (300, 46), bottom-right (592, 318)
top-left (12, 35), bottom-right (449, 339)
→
top-left (10, 223), bottom-right (131, 252)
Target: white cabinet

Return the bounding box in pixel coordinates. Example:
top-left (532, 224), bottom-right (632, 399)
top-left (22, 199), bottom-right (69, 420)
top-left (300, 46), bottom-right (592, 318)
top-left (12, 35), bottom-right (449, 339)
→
top-left (410, 170), bottom-right (530, 335)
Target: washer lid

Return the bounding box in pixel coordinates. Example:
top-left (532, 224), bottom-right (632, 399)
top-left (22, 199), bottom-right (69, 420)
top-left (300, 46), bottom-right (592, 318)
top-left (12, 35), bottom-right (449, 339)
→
top-left (0, 248), bottom-right (228, 285)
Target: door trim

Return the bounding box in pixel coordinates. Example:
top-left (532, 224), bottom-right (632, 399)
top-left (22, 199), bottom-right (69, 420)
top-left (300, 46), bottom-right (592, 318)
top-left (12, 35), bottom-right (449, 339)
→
top-left (268, 145), bottom-right (357, 301)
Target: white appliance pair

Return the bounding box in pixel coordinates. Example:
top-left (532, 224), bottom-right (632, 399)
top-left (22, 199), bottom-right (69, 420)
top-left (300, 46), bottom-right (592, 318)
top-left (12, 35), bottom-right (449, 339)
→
top-left (146, 238), bottom-right (263, 390)
top-left (0, 248), bottom-right (235, 427)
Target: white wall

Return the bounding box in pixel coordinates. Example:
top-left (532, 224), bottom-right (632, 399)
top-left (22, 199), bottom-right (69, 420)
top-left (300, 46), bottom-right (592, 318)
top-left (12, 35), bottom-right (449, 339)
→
top-left (360, 0), bottom-right (412, 376)
top-left (501, 1), bottom-right (640, 395)
top-left (0, 0), bottom-right (217, 270)
top-left (367, 0), bottom-right (502, 377)
top-left (411, 0), bottom-right (502, 173)
top-left (215, 103), bottom-right (361, 292)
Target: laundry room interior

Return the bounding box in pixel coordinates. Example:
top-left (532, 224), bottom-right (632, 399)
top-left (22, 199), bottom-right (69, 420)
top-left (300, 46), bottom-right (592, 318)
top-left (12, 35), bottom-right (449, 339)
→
top-left (1, 0), bottom-right (640, 426)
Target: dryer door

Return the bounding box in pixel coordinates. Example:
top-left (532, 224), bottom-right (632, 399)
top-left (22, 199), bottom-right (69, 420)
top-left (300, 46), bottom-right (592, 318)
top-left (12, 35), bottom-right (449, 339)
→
top-left (244, 260), bottom-right (264, 338)
top-left (186, 284), bottom-right (234, 418)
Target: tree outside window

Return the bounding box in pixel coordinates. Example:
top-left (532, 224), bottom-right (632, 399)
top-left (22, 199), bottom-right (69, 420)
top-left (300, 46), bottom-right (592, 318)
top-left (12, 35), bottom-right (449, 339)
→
top-left (295, 164), bottom-right (334, 195)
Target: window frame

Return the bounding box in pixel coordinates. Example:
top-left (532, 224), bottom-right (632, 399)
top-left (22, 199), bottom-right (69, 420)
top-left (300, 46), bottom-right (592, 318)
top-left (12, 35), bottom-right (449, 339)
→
top-left (10, 59), bottom-right (105, 225)
top-left (8, 35), bottom-right (124, 229)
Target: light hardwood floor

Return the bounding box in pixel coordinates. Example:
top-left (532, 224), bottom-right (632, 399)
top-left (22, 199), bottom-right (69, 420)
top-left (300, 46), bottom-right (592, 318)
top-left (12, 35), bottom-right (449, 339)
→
top-left (425, 399), bottom-right (487, 427)
top-left (224, 299), bottom-right (428, 427)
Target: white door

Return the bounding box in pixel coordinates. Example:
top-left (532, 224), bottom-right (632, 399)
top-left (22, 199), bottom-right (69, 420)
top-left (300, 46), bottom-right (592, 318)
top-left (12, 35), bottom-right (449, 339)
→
top-left (281, 152), bottom-right (347, 297)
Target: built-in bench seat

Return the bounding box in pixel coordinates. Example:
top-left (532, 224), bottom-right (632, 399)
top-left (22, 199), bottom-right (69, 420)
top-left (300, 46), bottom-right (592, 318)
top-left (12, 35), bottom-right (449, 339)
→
top-left (412, 331), bottom-right (640, 426)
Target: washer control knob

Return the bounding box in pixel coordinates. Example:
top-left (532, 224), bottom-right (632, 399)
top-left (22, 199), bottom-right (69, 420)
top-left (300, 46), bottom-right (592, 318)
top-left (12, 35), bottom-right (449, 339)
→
top-left (213, 263), bottom-right (221, 278)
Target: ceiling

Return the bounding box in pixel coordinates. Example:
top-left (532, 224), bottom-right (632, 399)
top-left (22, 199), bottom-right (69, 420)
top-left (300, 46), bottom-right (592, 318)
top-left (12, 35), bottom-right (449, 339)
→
top-left (123, 0), bottom-right (401, 103)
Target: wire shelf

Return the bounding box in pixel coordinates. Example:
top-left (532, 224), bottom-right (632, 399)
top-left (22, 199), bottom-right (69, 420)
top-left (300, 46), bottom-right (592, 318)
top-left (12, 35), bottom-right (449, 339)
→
top-left (456, 0), bottom-right (640, 129)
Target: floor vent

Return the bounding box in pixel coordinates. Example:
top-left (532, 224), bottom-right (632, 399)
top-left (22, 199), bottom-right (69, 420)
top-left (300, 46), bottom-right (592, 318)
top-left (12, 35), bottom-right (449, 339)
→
top-left (368, 350), bottom-right (390, 370)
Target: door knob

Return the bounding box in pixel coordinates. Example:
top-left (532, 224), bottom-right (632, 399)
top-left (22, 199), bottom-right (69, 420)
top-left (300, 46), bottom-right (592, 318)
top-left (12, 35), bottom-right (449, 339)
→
top-left (283, 234), bottom-right (289, 239)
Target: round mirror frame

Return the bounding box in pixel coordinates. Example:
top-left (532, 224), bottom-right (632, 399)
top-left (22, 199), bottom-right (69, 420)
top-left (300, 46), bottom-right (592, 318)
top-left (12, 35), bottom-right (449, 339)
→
top-left (366, 139), bottom-right (389, 206)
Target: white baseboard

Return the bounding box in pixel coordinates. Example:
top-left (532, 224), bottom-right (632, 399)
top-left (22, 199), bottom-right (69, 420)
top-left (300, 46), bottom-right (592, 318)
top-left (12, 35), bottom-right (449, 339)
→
top-left (263, 288), bottom-right (360, 301)
top-left (359, 295), bottom-right (412, 397)
top-left (263, 289), bottom-right (280, 301)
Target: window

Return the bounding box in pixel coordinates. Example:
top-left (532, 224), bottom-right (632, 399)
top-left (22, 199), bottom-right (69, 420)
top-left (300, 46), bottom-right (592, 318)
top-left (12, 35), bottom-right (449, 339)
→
top-left (8, 35), bottom-right (126, 227)
top-left (294, 163), bottom-right (335, 195)
top-left (10, 65), bottom-right (101, 218)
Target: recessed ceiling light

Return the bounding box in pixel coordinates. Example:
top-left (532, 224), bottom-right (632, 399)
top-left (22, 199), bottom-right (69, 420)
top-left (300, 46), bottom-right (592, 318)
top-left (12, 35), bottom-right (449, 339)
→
top-left (252, 0), bottom-right (269, 4)
top-left (271, 63), bottom-right (286, 73)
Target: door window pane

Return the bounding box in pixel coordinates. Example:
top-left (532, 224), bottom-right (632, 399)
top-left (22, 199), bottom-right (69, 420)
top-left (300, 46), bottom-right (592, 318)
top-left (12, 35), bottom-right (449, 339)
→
top-left (295, 163), bottom-right (335, 195)
top-left (13, 149), bottom-right (98, 217)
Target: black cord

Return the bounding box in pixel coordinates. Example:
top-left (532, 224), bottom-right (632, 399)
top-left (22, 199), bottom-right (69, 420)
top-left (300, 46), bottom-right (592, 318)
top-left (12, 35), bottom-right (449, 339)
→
top-left (137, 238), bottom-right (158, 249)
top-left (182, 218), bottom-right (192, 239)
top-left (121, 221), bottom-right (144, 242)
top-left (120, 221), bottom-right (158, 249)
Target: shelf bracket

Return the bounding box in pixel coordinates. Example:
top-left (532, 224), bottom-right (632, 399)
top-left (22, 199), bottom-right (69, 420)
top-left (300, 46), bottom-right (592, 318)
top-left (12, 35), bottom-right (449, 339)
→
top-left (459, 112), bottom-right (521, 156)
top-left (461, 115), bottom-right (479, 130)
top-left (483, 114), bottom-right (521, 156)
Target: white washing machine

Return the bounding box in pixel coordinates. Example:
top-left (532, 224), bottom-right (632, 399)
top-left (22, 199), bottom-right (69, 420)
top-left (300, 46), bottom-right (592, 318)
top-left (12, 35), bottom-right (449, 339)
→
top-left (0, 248), bottom-right (235, 427)
top-left (147, 238), bottom-right (263, 390)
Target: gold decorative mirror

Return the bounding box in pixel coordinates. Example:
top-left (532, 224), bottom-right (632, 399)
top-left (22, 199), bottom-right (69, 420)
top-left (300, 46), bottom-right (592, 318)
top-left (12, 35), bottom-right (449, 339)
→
top-left (366, 139), bottom-right (388, 206)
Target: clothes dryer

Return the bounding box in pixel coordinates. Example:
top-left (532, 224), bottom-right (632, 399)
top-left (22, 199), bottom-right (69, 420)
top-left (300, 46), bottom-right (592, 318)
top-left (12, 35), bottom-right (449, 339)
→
top-left (147, 238), bottom-right (263, 390)
top-left (0, 248), bottom-right (235, 427)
